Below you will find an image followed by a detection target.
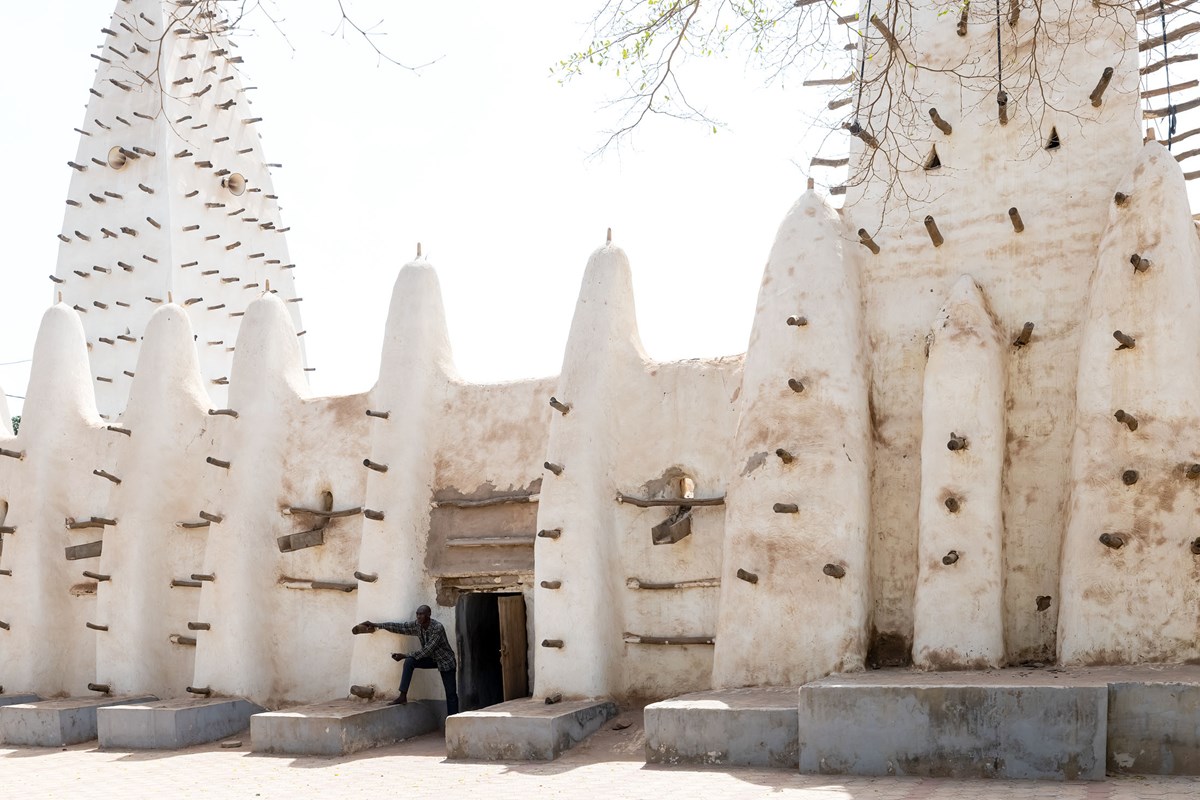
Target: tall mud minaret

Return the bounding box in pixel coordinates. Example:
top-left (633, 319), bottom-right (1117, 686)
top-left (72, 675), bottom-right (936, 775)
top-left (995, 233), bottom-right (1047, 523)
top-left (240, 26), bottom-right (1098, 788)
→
top-left (54, 0), bottom-right (305, 417)
top-left (842, 2), bottom-right (1142, 665)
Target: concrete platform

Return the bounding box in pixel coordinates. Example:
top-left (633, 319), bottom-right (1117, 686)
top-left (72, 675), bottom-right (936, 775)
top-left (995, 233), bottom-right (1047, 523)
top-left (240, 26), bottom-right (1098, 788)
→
top-left (644, 687), bottom-right (799, 768)
top-left (98, 697), bottom-right (264, 750)
top-left (250, 699), bottom-right (438, 756)
top-left (1103, 665), bottom-right (1200, 776)
top-left (445, 698), bottom-right (618, 761)
top-left (0, 694), bottom-right (39, 707)
top-left (797, 670), bottom-right (1108, 781)
top-left (0, 695), bottom-right (158, 747)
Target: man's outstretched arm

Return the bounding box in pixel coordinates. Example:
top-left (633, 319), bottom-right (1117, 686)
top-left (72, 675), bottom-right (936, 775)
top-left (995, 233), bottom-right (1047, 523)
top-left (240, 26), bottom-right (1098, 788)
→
top-left (352, 620), bottom-right (420, 636)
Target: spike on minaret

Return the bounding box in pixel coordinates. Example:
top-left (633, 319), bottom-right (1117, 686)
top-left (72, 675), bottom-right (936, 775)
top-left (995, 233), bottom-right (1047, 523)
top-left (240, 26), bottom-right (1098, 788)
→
top-left (55, 0), bottom-right (307, 415)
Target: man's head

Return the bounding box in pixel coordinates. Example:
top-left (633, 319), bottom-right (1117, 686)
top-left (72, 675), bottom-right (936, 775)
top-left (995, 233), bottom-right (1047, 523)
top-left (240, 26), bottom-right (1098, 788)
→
top-left (416, 605), bottom-right (432, 629)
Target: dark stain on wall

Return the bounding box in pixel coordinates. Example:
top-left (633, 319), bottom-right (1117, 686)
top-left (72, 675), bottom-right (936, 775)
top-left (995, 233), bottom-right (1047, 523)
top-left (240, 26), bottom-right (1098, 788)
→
top-left (868, 628), bottom-right (912, 669)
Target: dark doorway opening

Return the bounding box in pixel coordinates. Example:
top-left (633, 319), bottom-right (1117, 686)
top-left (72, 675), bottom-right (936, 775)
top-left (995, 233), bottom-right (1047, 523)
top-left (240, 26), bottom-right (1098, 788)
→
top-left (455, 592), bottom-right (528, 711)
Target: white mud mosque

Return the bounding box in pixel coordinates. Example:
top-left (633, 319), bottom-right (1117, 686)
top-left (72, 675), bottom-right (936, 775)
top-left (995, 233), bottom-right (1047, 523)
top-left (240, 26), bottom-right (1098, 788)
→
top-left (1, 0), bottom-right (1199, 778)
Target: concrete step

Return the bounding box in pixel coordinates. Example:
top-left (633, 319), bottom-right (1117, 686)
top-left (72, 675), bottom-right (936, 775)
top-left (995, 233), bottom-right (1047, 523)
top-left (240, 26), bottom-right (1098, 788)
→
top-left (97, 697), bottom-right (264, 750)
top-left (250, 699), bottom-right (437, 756)
top-left (797, 670), bottom-right (1108, 780)
top-left (641, 667), bottom-right (1200, 779)
top-left (0, 694), bottom-right (39, 707)
top-left (445, 698), bottom-right (618, 761)
top-left (1103, 665), bottom-right (1200, 775)
top-left (0, 695), bottom-right (159, 747)
top-left (644, 687), bottom-right (799, 768)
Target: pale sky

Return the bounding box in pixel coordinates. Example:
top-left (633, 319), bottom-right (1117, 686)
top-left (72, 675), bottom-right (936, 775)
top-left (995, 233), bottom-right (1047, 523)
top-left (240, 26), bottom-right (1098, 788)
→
top-left (0, 1), bottom-right (840, 416)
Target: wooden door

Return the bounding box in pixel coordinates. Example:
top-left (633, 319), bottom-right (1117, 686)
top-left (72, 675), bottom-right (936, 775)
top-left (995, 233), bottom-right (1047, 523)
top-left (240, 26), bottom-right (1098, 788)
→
top-left (497, 595), bottom-right (529, 700)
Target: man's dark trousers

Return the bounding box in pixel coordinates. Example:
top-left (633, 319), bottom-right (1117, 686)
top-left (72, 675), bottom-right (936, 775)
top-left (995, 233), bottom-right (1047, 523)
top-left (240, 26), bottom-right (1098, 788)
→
top-left (399, 656), bottom-right (459, 716)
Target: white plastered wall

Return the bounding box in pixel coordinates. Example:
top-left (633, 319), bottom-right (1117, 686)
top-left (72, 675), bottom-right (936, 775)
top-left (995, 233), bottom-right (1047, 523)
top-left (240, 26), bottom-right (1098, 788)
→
top-left (1058, 143), bottom-right (1200, 665)
top-left (606, 356), bottom-right (740, 699)
top-left (189, 294), bottom-right (364, 706)
top-left (912, 276), bottom-right (1007, 670)
top-left (845, 0), bottom-right (1143, 663)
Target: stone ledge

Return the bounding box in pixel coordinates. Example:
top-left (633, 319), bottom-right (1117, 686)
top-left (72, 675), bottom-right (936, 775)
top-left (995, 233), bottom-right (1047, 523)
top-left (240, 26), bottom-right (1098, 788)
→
top-left (644, 687), bottom-right (799, 768)
top-left (0, 695), bottom-right (159, 747)
top-left (98, 697), bottom-right (264, 750)
top-left (445, 698), bottom-right (618, 761)
top-left (1105, 666), bottom-right (1200, 776)
top-left (250, 699), bottom-right (437, 756)
top-left (797, 672), bottom-right (1108, 780)
top-left (643, 666), bottom-right (1200, 778)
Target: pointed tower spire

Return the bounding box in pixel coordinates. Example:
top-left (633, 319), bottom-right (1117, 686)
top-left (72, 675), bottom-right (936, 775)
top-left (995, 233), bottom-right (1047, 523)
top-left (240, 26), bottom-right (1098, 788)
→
top-left (55, 0), bottom-right (306, 416)
top-left (713, 190), bottom-right (872, 687)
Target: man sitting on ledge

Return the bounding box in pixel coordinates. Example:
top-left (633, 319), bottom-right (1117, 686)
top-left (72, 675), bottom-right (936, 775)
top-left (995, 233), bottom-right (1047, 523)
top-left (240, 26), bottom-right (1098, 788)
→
top-left (353, 605), bottom-right (459, 715)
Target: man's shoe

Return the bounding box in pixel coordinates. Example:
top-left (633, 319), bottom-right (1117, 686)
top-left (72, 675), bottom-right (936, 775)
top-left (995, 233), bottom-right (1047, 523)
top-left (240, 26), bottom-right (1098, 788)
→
top-left (389, 692), bottom-right (408, 706)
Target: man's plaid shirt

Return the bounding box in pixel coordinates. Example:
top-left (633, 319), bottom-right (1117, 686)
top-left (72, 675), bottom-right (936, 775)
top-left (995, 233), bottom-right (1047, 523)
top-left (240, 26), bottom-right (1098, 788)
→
top-left (378, 618), bottom-right (457, 671)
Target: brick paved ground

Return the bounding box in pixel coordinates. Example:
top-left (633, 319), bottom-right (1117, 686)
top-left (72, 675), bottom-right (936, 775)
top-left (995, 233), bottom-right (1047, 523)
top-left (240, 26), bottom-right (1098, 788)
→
top-left (2, 709), bottom-right (1197, 799)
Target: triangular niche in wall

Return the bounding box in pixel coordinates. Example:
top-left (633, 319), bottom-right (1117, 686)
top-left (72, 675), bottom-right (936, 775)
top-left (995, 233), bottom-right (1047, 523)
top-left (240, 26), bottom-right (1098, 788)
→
top-left (924, 145), bottom-right (942, 170)
top-left (1046, 127), bottom-right (1061, 150)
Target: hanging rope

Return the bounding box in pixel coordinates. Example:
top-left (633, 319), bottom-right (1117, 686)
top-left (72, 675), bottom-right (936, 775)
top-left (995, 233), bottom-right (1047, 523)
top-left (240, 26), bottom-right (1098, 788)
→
top-left (853, 0), bottom-right (875, 123)
top-left (995, 0), bottom-right (1003, 90)
top-left (1159, 0), bottom-right (1177, 148)
top-left (995, 0), bottom-right (1009, 123)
